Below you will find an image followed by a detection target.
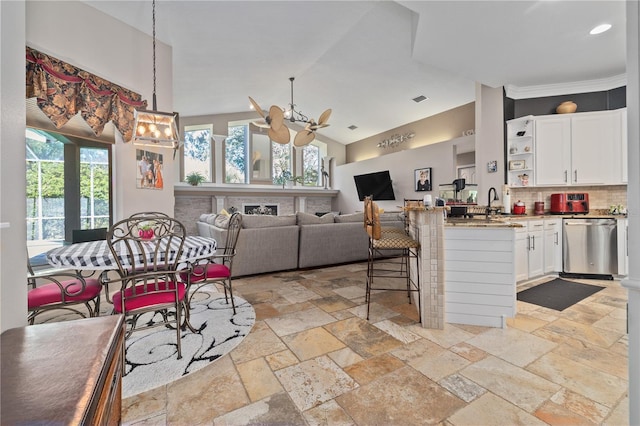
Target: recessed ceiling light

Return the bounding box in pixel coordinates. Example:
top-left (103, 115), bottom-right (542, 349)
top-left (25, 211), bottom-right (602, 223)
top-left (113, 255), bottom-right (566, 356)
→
top-left (412, 95), bottom-right (429, 103)
top-left (590, 24), bottom-right (612, 35)
top-left (348, 125), bottom-right (358, 130)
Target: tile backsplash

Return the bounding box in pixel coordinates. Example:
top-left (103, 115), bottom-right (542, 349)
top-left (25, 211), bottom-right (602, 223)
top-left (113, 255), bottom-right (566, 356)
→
top-left (508, 185), bottom-right (627, 213)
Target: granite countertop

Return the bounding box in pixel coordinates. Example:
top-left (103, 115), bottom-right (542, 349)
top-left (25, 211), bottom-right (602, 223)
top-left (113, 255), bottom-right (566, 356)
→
top-left (445, 218), bottom-right (524, 228)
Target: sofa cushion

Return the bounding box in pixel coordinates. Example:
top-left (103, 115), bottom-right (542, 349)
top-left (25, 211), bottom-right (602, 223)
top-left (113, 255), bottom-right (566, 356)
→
top-left (380, 212), bottom-right (403, 222)
top-left (296, 212), bottom-right (335, 225)
top-left (334, 212), bottom-right (364, 223)
top-left (242, 214), bottom-right (297, 229)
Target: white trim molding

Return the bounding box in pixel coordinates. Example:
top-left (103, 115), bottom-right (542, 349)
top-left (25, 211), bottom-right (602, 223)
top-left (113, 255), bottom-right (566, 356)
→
top-left (506, 74), bottom-right (627, 99)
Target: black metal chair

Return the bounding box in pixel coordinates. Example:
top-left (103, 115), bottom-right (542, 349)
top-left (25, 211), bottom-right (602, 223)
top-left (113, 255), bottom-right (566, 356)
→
top-left (180, 212), bottom-right (242, 314)
top-left (105, 215), bottom-right (187, 368)
top-left (27, 254), bottom-right (101, 324)
top-left (364, 196), bottom-right (421, 321)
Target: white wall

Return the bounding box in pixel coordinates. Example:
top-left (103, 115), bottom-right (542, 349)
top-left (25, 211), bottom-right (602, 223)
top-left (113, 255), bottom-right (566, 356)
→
top-left (1, 0), bottom-right (27, 332)
top-left (26, 1), bottom-right (176, 220)
top-left (475, 83), bottom-right (505, 205)
top-left (334, 136), bottom-right (472, 213)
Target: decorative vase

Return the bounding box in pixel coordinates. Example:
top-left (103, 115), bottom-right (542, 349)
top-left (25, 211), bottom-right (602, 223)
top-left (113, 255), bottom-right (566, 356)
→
top-left (556, 101), bottom-right (577, 114)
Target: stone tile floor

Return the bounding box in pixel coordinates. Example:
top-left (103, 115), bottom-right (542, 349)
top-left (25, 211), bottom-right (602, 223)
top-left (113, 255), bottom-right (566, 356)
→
top-left (121, 263), bottom-right (629, 425)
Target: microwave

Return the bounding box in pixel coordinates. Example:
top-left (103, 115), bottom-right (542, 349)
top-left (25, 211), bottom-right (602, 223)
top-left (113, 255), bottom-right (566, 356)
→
top-left (550, 193), bottom-right (589, 214)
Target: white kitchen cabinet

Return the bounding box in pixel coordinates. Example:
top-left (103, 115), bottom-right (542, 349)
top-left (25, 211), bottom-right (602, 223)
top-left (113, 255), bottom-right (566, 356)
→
top-left (515, 220), bottom-right (544, 281)
top-left (506, 116), bottom-right (535, 187)
top-left (515, 226), bottom-right (529, 282)
top-left (544, 218), bottom-right (562, 273)
top-left (534, 109), bottom-right (624, 186)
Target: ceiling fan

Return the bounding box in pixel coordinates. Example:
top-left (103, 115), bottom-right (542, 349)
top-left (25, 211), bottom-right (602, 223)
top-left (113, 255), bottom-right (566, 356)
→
top-left (248, 77), bottom-right (331, 146)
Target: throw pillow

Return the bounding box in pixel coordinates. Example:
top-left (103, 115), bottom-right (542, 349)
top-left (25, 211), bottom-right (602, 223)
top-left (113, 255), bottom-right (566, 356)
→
top-left (205, 214), bottom-right (218, 225)
top-left (214, 214), bottom-right (230, 229)
top-left (296, 211), bottom-right (335, 225)
top-left (219, 208), bottom-right (230, 216)
top-left (334, 212), bottom-right (364, 223)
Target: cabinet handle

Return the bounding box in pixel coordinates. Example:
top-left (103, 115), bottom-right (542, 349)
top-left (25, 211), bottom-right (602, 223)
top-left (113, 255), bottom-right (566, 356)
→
top-left (554, 231), bottom-right (558, 245)
top-left (574, 170), bottom-right (578, 182)
top-left (532, 235), bottom-right (535, 250)
top-left (527, 235), bottom-right (530, 251)
top-left (564, 170), bottom-right (568, 183)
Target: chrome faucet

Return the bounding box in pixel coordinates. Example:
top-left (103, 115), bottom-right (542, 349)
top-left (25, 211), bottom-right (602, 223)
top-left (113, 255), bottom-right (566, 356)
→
top-left (486, 187), bottom-right (499, 218)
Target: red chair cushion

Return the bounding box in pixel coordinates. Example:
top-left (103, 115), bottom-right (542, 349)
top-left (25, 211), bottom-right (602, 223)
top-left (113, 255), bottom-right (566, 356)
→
top-left (28, 278), bottom-right (101, 309)
top-left (180, 263), bottom-right (231, 284)
top-left (112, 281), bottom-right (186, 313)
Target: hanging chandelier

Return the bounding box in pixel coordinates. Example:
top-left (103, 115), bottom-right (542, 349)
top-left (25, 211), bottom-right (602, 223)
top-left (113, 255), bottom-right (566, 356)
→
top-left (248, 77), bottom-right (331, 147)
top-left (132, 0), bottom-right (180, 151)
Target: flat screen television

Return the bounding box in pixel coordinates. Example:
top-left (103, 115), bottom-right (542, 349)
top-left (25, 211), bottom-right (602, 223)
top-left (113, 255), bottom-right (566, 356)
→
top-left (353, 170), bottom-right (396, 201)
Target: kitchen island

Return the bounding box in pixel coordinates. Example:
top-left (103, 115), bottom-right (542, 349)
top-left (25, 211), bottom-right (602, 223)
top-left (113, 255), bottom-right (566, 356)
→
top-left (407, 208), bottom-right (523, 329)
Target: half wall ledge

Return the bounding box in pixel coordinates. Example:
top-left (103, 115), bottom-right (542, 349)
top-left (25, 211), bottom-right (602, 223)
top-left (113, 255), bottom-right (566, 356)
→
top-left (174, 183), bottom-right (339, 198)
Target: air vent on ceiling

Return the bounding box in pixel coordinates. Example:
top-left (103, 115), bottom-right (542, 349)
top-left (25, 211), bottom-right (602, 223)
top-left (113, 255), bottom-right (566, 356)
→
top-left (412, 95), bottom-right (428, 103)
top-left (348, 125), bottom-right (358, 130)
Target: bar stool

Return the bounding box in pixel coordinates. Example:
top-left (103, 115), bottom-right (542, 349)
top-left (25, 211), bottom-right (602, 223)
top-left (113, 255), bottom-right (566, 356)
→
top-left (364, 196), bottom-right (420, 321)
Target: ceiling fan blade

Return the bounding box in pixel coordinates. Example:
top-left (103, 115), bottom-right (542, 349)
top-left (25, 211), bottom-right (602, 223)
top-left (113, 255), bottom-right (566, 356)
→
top-left (248, 96), bottom-right (265, 118)
top-left (268, 105), bottom-right (284, 131)
top-left (252, 119), bottom-right (270, 129)
top-left (317, 108), bottom-right (332, 126)
top-left (294, 130), bottom-right (315, 147)
top-left (269, 124), bottom-right (290, 144)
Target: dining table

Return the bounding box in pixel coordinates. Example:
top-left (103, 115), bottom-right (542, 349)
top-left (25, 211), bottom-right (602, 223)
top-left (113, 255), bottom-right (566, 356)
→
top-left (46, 235), bottom-right (217, 271)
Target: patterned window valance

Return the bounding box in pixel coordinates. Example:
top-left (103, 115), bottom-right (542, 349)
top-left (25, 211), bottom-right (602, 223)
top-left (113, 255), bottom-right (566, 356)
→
top-left (26, 46), bottom-right (147, 142)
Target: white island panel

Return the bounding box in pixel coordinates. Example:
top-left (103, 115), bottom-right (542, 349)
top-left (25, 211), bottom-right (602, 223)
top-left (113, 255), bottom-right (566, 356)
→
top-left (445, 227), bottom-right (516, 328)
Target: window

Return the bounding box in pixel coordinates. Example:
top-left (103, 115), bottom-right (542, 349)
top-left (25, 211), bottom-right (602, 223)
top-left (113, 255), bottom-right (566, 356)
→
top-left (184, 125), bottom-right (212, 181)
top-left (272, 142), bottom-right (291, 184)
top-left (26, 128), bottom-right (111, 246)
top-left (302, 144), bottom-right (320, 186)
top-left (225, 125), bottom-right (248, 183)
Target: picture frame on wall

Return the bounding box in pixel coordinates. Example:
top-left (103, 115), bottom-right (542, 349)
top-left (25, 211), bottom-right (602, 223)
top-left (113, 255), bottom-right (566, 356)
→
top-left (136, 149), bottom-right (164, 190)
top-left (415, 167), bottom-right (432, 191)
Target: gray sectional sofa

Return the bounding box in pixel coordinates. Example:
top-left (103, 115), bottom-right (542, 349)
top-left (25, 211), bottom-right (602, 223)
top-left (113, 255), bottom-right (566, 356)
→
top-left (196, 211), bottom-right (404, 277)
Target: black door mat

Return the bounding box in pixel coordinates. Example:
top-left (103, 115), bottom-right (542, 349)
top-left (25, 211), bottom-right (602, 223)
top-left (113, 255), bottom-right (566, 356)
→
top-left (517, 278), bottom-right (605, 311)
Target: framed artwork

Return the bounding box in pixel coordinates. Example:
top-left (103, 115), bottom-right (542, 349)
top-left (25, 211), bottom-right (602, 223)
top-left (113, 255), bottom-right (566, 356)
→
top-left (136, 149), bottom-right (164, 190)
top-left (414, 167), bottom-right (432, 192)
top-left (487, 160), bottom-right (498, 173)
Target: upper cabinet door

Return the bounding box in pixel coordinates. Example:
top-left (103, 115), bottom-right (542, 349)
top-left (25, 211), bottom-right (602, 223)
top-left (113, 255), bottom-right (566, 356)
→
top-left (534, 117), bottom-right (571, 185)
top-left (570, 113), bottom-right (612, 185)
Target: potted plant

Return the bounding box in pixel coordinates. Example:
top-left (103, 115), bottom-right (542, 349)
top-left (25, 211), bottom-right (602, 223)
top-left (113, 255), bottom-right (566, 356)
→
top-left (185, 171), bottom-right (205, 186)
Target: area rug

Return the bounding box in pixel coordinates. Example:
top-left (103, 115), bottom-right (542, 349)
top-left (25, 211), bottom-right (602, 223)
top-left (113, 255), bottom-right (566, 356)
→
top-left (122, 291), bottom-right (255, 398)
top-left (517, 278), bottom-right (604, 311)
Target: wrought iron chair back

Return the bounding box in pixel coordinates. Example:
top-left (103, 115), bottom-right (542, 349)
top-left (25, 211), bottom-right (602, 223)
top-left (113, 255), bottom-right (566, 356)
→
top-left (106, 216), bottom-right (187, 368)
top-left (27, 249), bottom-right (101, 324)
top-left (184, 212), bottom-right (242, 314)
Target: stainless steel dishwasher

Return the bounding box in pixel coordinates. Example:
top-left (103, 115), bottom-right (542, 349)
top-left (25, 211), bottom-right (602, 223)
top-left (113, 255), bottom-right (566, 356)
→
top-left (563, 218), bottom-right (617, 275)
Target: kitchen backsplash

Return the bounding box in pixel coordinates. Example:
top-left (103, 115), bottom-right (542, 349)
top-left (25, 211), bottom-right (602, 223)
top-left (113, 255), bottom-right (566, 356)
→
top-left (508, 185), bottom-right (627, 213)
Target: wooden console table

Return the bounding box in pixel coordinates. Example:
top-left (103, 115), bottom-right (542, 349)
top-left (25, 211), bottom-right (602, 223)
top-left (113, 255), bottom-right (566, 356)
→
top-left (1, 315), bottom-right (124, 425)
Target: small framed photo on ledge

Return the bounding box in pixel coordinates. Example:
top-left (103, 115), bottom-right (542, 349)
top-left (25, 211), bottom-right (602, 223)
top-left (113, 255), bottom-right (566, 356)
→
top-left (415, 168), bottom-right (432, 191)
top-left (509, 160), bottom-right (526, 171)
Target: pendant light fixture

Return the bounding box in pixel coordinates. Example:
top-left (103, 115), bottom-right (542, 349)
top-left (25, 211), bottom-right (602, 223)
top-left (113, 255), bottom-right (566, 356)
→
top-left (132, 0), bottom-right (180, 151)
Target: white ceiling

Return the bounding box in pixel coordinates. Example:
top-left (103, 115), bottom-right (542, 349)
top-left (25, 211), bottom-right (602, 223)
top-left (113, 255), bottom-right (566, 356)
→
top-left (81, 1), bottom-right (626, 145)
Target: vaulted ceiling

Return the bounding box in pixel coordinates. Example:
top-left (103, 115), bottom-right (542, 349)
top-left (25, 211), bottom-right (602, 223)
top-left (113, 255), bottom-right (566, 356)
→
top-left (82, 1), bottom-right (626, 145)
